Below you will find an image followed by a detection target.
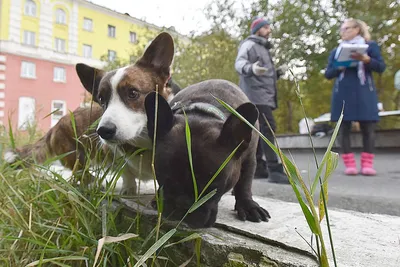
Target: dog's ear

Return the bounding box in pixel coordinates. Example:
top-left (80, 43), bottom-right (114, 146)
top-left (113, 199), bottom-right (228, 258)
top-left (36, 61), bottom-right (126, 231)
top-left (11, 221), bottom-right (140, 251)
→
top-left (136, 32), bottom-right (174, 77)
top-left (145, 92), bottom-right (174, 140)
top-left (218, 103), bottom-right (259, 156)
top-left (76, 63), bottom-right (104, 102)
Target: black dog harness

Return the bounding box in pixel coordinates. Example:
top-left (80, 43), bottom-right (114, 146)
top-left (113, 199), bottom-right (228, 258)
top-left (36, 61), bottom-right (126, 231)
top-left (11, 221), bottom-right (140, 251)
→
top-left (171, 101), bottom-right (226, 121)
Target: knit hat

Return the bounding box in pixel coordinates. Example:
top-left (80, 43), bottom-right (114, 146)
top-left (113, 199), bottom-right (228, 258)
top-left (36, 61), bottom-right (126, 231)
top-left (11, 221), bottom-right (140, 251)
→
top-left (250, 17), bottom-right (270, 34)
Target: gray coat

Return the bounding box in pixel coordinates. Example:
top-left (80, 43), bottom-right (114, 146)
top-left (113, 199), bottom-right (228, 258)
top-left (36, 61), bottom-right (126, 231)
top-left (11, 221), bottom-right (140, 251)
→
top-left (235, 35), bottom-right (278, 109)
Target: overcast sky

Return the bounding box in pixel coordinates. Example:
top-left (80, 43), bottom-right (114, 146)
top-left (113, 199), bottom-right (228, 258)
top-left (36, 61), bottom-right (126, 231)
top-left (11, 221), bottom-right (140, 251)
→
top-left (90, 0), bottom-right (214, 35)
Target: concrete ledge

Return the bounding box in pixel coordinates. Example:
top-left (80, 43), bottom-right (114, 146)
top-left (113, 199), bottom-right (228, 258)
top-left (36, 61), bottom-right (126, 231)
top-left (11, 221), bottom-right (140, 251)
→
top-left (217, 195), bottom-right (400, 267)
top-left (117, 193), bottom-right (400, 267)
top-left (276, 129), bottom-right (400, 149)
top-left (118, 196), bottom-right (319, 267)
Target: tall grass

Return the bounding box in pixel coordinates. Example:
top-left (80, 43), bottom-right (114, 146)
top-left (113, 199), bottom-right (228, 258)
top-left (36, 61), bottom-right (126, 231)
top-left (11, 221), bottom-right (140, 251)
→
top-left (0, 116), bottom-right (207, 266)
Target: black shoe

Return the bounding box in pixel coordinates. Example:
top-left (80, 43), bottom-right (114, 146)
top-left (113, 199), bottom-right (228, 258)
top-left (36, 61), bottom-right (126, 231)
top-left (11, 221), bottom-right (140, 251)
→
top-left (268, 164), bottom-right (290, 184)
top-left (254, 162), bottom-right (269, 179)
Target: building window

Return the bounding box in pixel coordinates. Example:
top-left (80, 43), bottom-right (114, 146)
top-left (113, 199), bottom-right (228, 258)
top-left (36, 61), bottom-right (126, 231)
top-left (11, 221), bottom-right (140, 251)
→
top-left (51, 100), bottom-right (66, 127)
top-left (55, 8), bottom-right (66, 24)
top-left (55, 38), bottom-right (66, 52)
top-left (83, 17), bottom-right (93, 31)
top-left (129, 31), bottom-right (137, 43)
top-left (24, 0), bottom-right (36, 16)
top-left (53, 67), bottom-right (66, 82)
top-left (108, 50), bottom-right (116, 62)
top-left (108, 25), bottom-right (116, 38)
top-left (18, 96), bottom-right (36, 130)
top-left (83, 44), bottom-right (92, 58)
top-left (21, 61), bottom-right (36, 78)
top-left (23, 30), bottom-right (36, 46)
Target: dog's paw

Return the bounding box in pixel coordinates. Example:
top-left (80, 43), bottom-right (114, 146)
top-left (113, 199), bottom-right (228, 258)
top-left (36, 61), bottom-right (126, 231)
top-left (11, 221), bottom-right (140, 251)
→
top-left (234, 199), bottom-right (271, 222)
top-left (3, 151), bottom-right (19, 164)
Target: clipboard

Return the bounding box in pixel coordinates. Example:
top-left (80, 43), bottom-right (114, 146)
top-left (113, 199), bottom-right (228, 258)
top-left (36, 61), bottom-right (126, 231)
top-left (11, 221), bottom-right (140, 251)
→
top-left (333, 43), bottom-right (369, 67)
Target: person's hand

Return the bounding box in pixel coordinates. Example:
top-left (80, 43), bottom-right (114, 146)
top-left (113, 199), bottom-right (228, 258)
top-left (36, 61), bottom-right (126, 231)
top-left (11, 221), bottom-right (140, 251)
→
top-left (252, 61), bottom-right (268, 76)
top-left (338, 66), bottom-right (345, 71)
top-left (377, 102), bottom-right (384, 112)
top-left (350, 52), bottom-right (371, 63)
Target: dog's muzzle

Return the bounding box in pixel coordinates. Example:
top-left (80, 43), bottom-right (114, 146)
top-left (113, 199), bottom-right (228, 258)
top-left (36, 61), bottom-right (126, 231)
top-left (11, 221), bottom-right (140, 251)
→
top-left (97, 123), bottom-right (117, 140)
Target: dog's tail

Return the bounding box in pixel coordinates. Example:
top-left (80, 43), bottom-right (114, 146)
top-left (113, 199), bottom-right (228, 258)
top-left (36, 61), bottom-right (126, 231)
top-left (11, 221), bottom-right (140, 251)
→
top-left (3, 129), bottom-right (54, 165)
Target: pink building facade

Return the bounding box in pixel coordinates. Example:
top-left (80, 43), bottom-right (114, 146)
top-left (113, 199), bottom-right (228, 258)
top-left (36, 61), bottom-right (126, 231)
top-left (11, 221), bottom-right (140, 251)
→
top-left (0, 52), bottom-right (90, 132)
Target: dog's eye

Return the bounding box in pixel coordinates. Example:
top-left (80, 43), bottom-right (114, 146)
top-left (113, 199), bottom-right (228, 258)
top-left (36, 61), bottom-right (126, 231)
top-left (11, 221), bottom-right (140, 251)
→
top-left (98, 95), bottom-right (107, 108)
top-left (128, 89), bottom-right (140, 100)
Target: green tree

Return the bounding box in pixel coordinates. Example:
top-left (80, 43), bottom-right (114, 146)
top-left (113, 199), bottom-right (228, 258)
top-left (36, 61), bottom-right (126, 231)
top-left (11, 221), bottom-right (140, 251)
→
top-left (172, 28), bottom-right (239, 88)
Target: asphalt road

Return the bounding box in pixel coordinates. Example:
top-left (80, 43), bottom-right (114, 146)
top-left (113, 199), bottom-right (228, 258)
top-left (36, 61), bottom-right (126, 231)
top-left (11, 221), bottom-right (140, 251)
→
top-left (252, 149), bottom-right (400, 216)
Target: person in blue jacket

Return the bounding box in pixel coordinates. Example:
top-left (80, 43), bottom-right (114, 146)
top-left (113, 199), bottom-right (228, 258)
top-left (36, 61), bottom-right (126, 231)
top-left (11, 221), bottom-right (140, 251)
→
top-left (325, 18), bottom-right (386, 176)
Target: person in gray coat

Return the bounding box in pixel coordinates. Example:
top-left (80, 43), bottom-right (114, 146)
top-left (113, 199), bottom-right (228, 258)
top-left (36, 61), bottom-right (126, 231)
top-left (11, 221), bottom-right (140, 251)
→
top-left (235, 17), bottom-right (289, 184)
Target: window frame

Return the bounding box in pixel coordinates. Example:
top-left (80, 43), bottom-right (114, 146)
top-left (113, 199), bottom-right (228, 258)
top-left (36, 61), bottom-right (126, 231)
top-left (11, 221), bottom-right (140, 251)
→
top-left (21, 61), bottom-right (36, 79)
top-left (129, 31), bottom-right (137, 43)
top-left (54, 38), bottom-right (66, 53)
top-left (83, 44), bottom-right (92, 58)
top-left (55, 8), bottom-right (66, 24)
top-left (18, 96), bottom-right (36, 130)
top-left (53, 67), bottom-right (66, 83)
top-left (83, 17), bottom-right (93, 31)
top-left (23, 30), bottom-right (36, 46)
top-left (108, 49), bottom-right (116, 62)
top-left (24, 0), bottom-right (37, 17)
top-left (108, 25), bottom-right (116, 38)
top-left (50, 100), bottom-right (67, 127)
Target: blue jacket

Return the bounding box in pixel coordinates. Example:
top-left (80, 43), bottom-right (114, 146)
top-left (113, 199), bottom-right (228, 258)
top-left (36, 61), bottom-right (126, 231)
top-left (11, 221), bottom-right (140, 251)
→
top-left (325, 41), bottom-right (386, 122)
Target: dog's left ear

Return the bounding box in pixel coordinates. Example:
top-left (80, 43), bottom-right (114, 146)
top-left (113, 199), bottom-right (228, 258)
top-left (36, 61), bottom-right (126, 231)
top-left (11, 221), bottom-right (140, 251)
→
top-left (136, 32), bottom-right (175, 77)
top-left (145, 92), bottom-right (174, 140)
top-left (76, 63), bottom-right (105, 102)
top-left (218, 103), bottom-right (259, 156)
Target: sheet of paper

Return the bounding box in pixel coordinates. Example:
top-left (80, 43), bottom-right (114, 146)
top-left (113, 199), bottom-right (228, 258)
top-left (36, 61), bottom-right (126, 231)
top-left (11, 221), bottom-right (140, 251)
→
top-left (335, 43), bottom-right (369, 62)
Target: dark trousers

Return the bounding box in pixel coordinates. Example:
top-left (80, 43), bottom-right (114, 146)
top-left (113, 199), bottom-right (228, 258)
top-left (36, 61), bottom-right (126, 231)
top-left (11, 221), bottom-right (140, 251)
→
top-left (255, 105), bottom-right (279, 168)
top-left (340, 121), bottom-right (376, 154)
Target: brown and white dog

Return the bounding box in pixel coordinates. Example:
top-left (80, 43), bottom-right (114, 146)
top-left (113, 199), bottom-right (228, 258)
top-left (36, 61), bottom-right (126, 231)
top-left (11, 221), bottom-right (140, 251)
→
top-left (4, 32), bottom-right (176, 195)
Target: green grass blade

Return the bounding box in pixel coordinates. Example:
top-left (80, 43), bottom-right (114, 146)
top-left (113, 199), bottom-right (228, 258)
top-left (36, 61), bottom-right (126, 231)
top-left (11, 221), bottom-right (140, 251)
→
top-left (7, 116), bottom-right (16, 149)
top-left (311, 112), bottom-right (343, 195)
top-left (25, 256), bottom-right (88, 267)
top-left (188, 189), bottom-right (217, 214)
top-left (281, 158), bottom-right (318, 234)
top-left (213, 96), bottom-right (318, 234)
top-left (199, 141), bottom-right (242, 198)
top-left (69, 111), bottom-right (78, 139)
top-left (41, 151), bottom-right (75, 166)
top-left (184, 111), bottom-right (198, 201)
top-left (195, 237), bottom-right (201, 266)
top-left (164, 233), bottom-right (201, 248)
top-left (319, 151), bottom-right (339, 222)
top-left (134, 229), bottom-right (177, 267)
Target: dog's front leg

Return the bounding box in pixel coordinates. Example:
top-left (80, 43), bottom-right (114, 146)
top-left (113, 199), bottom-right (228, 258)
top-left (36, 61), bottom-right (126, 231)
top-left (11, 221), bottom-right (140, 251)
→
top-left (233, 156), bottom-right (271, 222)
top-left (120, 166), bottom-right (138, 195)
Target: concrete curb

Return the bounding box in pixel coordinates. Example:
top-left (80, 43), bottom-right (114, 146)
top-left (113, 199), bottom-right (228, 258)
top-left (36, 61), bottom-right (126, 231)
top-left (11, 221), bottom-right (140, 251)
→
top-left (216, 195), bottom-right (400, 267)
top-left (118, 196), bottom-right (319, 267)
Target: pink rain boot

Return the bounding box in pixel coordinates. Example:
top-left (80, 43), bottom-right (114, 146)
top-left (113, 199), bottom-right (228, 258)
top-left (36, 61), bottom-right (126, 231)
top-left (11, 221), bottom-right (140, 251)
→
top-left (361, 152), bottom-right (377, 176)
top-left (341, 153), bottom-right (359, 175)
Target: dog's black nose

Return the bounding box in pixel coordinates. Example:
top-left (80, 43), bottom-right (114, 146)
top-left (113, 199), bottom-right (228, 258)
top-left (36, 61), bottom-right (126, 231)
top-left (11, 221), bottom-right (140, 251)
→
top-left (97, 123), bottom-right (117, 140)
